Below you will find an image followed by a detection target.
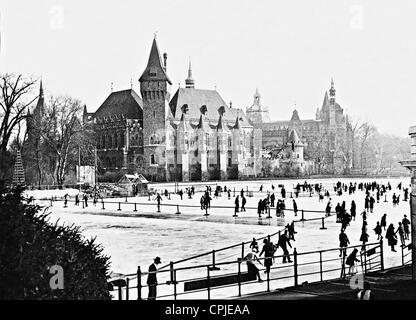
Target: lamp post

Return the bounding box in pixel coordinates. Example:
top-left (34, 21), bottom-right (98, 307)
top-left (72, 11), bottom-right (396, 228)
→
top-left (399, 125), bottom-right (416, 280)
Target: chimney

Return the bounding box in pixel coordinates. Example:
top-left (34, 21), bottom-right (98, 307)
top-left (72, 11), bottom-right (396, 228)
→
top-left (163, 53), bottom-right (167, 71)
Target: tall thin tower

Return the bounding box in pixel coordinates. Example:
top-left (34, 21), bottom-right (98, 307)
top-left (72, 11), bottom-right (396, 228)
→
top-left (12, 150), bottom-right (25, 186)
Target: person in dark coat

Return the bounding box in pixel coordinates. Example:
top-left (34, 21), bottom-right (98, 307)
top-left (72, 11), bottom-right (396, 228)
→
top-left (385, 224), bottom-right (398, 252)
top-left (270, 193), bottom-right (275, 207)
top-left (325, 200), bottom-right (332, 217)
top-left (292, 199), bottom-right (298, 216)
top-left (277, 231), bottom-right (293, 263)
top-left (339, 229), bottom-right (350, 257)
top-left (374, 222), bottom-right (382, 240)
top-left (147, 257), bottom-right (161, 300)
top-left (380, 214), bottom-right (387, 231)
top-left (402, 215), bottom-right (411, 240)
top-left (369, 196), bottom-right (375, 213)
top-left (364, 196), bottom-right (369, 212)
top-left (360, 229), bottom-right (369, 251)
top-left (257, 200), bottom-right (263, 217)
top-left (346, 248), bottom-right (360, 275)
top-left (396, 222), bottom-right (405, 247)
top-left (235, 195), bottom-right (240, 213)
top-left (259, 239), bottom-right (274, 274)
top-left (241, 195), bottom-right (247, 212)
top-left (75, 194), bottom-right (80, 206)
top-left (350, 200), bottom-right (356, 221)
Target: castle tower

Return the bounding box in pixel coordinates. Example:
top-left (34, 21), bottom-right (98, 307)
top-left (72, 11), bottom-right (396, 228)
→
top-left (197, 105), bottom-right (210, 181)
top-left (246, 88), bottom-right (271, 124)
top-left (139, 36), bottom-right (172, 181)
top-left (216, 106), bottom-right (229, 180)
top-left (177, 104), bottom-right (191, 182)
top-left (288, 128), bottom-right (305, 172)
top-left (329, 78), bottom-right (336, 127)
top-left (232, 115), bottom-right (245, 177)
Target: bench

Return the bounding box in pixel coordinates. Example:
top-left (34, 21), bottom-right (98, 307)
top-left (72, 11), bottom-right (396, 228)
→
top-left (184, 272), bottom-right (257, 292)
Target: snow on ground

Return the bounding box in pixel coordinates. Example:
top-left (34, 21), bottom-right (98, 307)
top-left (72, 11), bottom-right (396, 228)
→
top-left (29, 177), bottom-right (412, 299)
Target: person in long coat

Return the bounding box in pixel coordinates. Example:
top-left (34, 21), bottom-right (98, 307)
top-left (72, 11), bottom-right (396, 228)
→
top-left (339, 229), bottom-right (350, 257)
top-left (292, 199), bottom-right (298, 216)
top-left (385, 224), bottom-right (398, 252)
top-left (346, 248), bottom-right (360, 275)
top-left (360, 230), bottom-right (369, 251)
top-left (373, 222), bottom-right (382, 240)
top-left (147, 257), bottom-right (161, 300)
top-left (381, 214), bottom-right (387, 231)
top-left (350, 200), bottom-right (356, 221)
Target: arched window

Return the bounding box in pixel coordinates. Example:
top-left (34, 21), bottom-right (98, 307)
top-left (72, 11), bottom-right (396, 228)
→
top-left (150, 154), bottom-right (156, 165)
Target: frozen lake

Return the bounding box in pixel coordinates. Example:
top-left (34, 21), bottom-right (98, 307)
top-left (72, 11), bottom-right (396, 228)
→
top-left (30, 176), bottom-right (412, 299)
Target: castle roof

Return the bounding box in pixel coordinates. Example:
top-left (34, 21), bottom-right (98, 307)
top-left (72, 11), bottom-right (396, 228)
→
top-left (169, 87), bottom-right (251, 127)
top-left (139, 38), bottom-right (172, 85)
top-left (289, 128), bottom-right (303, 146)
top-left (94, 89), bottom-right (143, 120)
top-left (291, 109), bottom-right (301, 122)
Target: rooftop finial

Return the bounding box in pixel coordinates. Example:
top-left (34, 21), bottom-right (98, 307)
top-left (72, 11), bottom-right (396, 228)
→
top-left (111, 82), bottom-right (114, 92)
top-left (153, 31), bottom-right (158, 39)
top-left (185, 59), bottom-right (195, 88)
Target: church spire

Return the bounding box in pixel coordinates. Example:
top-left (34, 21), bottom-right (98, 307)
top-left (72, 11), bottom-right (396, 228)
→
top-left (329, 77), bottom-right (336, 100)
top-left (185, 60), bottom-right (195, 88)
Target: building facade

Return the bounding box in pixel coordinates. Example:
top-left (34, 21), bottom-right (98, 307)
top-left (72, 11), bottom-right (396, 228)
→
top-left (86, 37), bottom-right (262, 182)
top-left (248, 79), bottom-right (353, 175)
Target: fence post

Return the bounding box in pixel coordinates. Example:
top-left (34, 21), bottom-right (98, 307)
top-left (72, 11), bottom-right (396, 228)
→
top-left (301, 210), bottom-right (305, 221)
top-left (134, 203), bottom-right (137, 212)
top-left (266, 264), bottom-right (270, 292)
top-left (401, 240), bottom-right (405, 266)
top-left (212, 250), bottom-right (216, 269)
top-left (126, 278), bottom-right (129, 300)
top-left (176, 205), bottom-right (181, 215)
top-left (238, 259), bottom-right (242, 297)
top-left (205, 206), bottom-right (209, 216)
top-left (320, 217), bottom-right (327, 230)
top-left (148, 193), bottom-right (151, 201)
top-left (118, 284), bottom-right (122, 301)
top-left (241, 242), bottom-right (245, 260)
top-left (82, 200), bottom-right (85, 209)
top-left (50, 198), bottom-right (53, 207)
top-left (101, 199), bottom-right (105, 210)
top-left (125, 195), bottom-right (128, 202)
top-left (137, 266), bottom-right (142, 300)
top-left (173, 270), bottom-right (177, 300)
top-left (169, 193), bottom-right (171, 200)
top-left (207, 266), bottom-right (211, 300)
top-left (118, 202), bottom-right (121, 211)
top-left (294, 248), bottom-right (298, 287)
top-left (380, 239), bottom-right (385, 271)
top-left (319, 251), bottom-right (323, 282)
top-left (384, 194), bottom-right (387, 202)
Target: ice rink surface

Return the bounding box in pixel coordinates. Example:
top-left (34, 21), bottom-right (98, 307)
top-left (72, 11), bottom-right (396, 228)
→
top-left (29, 176), bottom-right (412, 299)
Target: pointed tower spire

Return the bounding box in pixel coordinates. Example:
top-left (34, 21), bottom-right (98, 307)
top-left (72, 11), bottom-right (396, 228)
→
top-left (329, 77), bottom-right (336, 99)
top-left (139, 37), bottom-right (172, 84)
top-left (185, 59), bottom-right (195, 88)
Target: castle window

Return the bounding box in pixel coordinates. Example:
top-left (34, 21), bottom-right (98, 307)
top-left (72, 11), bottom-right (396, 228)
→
top-left (228, 157), bottom-right (232, 166)
top-left (153, 111), bottom-right (156, 118)
top-left (150, 154), bottom-right (156, 165)
top-left (150, 67), bottom-right (157, 77)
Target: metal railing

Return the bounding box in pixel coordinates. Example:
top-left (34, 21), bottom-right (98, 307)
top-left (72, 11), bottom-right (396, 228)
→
top-left (109, 241), bottom-right (384, 300)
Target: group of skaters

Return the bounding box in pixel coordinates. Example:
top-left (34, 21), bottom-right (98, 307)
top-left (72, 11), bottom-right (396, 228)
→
top-left (63, 192), bottom-right (97, 207)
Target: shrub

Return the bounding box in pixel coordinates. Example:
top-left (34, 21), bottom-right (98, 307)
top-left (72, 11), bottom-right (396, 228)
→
top-left (0, 184), bottom-right (111, 300)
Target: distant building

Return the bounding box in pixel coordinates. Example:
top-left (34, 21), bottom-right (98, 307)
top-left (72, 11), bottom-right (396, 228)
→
top-left (248, 79), bottom-right (353, 174)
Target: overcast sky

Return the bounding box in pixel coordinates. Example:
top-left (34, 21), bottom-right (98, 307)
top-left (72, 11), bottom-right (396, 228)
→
top-left (1, 0), bottom-right (415, 137)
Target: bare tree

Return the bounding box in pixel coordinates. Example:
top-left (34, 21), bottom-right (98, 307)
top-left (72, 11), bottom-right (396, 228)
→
top-left (0, 74), bottom-right (37, 180)
top-left (38, 96), bottom-right (92, 186)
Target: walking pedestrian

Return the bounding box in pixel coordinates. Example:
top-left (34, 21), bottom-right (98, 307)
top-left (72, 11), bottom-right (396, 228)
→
top-left (396, 222), bottom-right (405, 247)
top-left (346, 248), bottom-right (360, 275)
top-left (402, 215), bottom-right (411, 240)
top-left (241, 195), bottom-right (246, 212)
top-left (235, 195), bottom-right (240, 213)
top-left (259, 239), bottom-right (274, 274)
top-left (350, 200), bottom-right (356, 221)
top-left (339, 229), bottom-right (350, 257)
top-left (292, 199), bottom-right (298, 217)
top-left (381, 214), bottom-right (387, 231)
top-left (373, 222), bottom-right (382, 240)
top-left (385, 224), bottom-right (398, 252)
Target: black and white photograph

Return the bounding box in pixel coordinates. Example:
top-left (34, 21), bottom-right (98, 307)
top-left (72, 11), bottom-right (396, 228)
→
top-left (1, 0), bottom-right (416, 315)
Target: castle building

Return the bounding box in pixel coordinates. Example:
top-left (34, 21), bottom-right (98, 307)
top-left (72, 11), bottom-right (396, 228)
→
top-left (249, 79), bottom-right (353, 174)
top-left (85, 37), bottom-right (262, 182)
